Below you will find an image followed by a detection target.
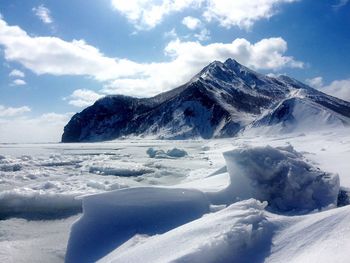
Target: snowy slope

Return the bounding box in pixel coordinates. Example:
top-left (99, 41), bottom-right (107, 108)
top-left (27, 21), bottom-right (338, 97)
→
top-left (246, 97), bottom-right (350, 134)
top-left (61, 59), bottom-right (350, 142)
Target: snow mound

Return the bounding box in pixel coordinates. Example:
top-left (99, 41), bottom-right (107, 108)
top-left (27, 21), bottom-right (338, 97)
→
top-left (89, 162), bottom-right (154, 177)
top-left (266, 204), bottom-right (350, 263)
top-left (222, 145), bottom-right (340, 212)
top-left (0, 189), bottom-right (81, 219)
top-left (99, 199), bottom-right (270, 263)
top-left (146, 147), bottom-right (188, 158)
top-left (66, 187), bottom-right (210, 263)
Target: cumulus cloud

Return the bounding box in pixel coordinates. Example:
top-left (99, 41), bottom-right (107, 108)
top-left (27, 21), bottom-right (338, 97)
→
top-left (0, 112), bottom-right (73, 143)
top-left (32, 5), bottom-right (53, 24)
top-left (0, 18), bottom-right (143, 81)
top-left (0, 17), bottom-right (302, 97)
top-left (0, 105), bottom-right (31, 117)
top-left (182, 16), bottom-right (202, 30)
top-left (9, 69), bottom-right (25, 78)
top-left (111, 0), bottom-right (204, 30)
top-left (306, 76), bottom-right (350, 102)
top-left (11, 79), bottom-right (26, 86)
top-left (194, 28), bottom-right (210, 41)
top-left (111, 0), bottom-right (298, 30)
top-left (104, 37), bottom-right (303, 97)
top-left (182, 16), bottom-right (210, 41)
top-left (204, 0), bottom-right (298, 29)
top-left (306, 76), bottom-right (324, 89)
top-left (66, 89), bottom-right (104, 107)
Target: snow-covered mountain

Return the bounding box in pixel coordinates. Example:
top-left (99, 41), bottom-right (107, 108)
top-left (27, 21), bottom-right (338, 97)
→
top-left (61, 58), bottom-right (350, 142)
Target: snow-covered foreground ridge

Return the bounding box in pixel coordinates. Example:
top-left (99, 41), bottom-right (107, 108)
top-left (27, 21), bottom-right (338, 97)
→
top-left (66, 144), bottom-right (346, 263)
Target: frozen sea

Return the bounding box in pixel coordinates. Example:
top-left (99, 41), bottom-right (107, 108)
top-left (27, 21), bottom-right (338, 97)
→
top-left (1, 129), bottom-right (350, 262)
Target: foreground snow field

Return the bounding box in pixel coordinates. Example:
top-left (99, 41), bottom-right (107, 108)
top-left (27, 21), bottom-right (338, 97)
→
top-left (0, 128), bottom-right (350, 262)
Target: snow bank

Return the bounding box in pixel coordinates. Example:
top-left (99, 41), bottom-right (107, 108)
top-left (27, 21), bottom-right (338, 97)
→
top-left (266, 204), bottom-right (350, 263)
top-left (0, 189), bottom-right (81, 219)
top-left (221, 145), bottom-right (340, 212)
top-left (146, 147), bottom-right (188, 158)
top-left (66, 187), bottom-right (210, 263)
top-left (99, 199), bottom-right (270, 263)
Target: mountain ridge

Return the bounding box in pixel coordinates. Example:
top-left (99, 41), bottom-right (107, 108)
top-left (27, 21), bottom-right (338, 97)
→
top-left (61, 59), bottom-right (350, 142)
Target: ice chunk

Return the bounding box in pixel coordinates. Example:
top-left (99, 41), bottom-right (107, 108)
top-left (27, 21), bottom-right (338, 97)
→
top-left (89, 162), bottom-right (154, 177)
top-left (221, 145), bottom-right (340, 212)
top-left (0, 163), bottom-right (21, 172)
top-left (146, 147), bottom-right (166, 158)
top-left (166, 148), bottom-right (188, 158)
top-left (0, 189), bottom-right (82, 219)
top-left (201, 145), bottom-right (211, 151)
top-left (66, 187), bottom-right (210, 263)
top-left (146, 147), bottom-right (188, 158)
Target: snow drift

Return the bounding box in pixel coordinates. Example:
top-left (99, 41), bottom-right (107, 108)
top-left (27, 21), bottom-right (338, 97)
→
top-left (101, 200), bottom-right (350, 263)
top-left (99, 199), bottom-right (270, 263)
top-left (218, 145), bottom-right (340, 212)
top-left (65, 187), bottom-right (210, 263)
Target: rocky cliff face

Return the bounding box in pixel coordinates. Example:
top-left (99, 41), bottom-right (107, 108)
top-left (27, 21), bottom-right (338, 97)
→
top-left (62, 58), bottom-right (350, 142)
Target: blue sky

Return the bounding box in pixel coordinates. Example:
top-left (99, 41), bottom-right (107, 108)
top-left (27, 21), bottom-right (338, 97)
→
top-left (0, 0), bottom-right (349, 142)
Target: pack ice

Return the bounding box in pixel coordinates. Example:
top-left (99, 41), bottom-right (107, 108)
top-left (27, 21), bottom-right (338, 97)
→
top-left (65, 144), bottom-right (342, 263)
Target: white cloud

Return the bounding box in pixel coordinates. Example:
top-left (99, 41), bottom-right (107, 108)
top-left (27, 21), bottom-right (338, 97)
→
top-left (0, 105), bottom-right (31, 117)
top-left (66, 89), bottom-right (104, 107)
top-left (0, 17), bottom-right (302, 98)
top-left (204, 0), bottom-right (298, 29)
top-left (164, 28), bottom-right (178, 39)
top-left (323, 79), bottom-right (350, 102)
top-left (182, 16), bottom-right (202, 30)
top-left (104, 37), bottom-right (303, 97)
top-left (111, 0), bottom-right (204, 30)
top-left (194, 28), bottom-right (210, 41)
top-left (9, 69), bottom-right (25, 78)
top-left (32, 5), bottom-right (53, 24)
top-left (0, 112), bottom-right (73, 143)
top-left (111, 0), bottom-right (298, 30)
top-left (306, 76), bottom-right (350, 102)
top-left (306, 76), bottom-right (324, 89)
top-left (11, 79), bottom-right (26, 86)
top-left (0, 18), bottom-right (143, 81)
top-left (182, 16), bottom-right (210, 41)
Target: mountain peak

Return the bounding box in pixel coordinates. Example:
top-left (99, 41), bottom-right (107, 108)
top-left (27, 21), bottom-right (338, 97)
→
top-left (224, 58), bottom-right (240, 68)
top-left (62, 59), bottom-right (350, 142)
